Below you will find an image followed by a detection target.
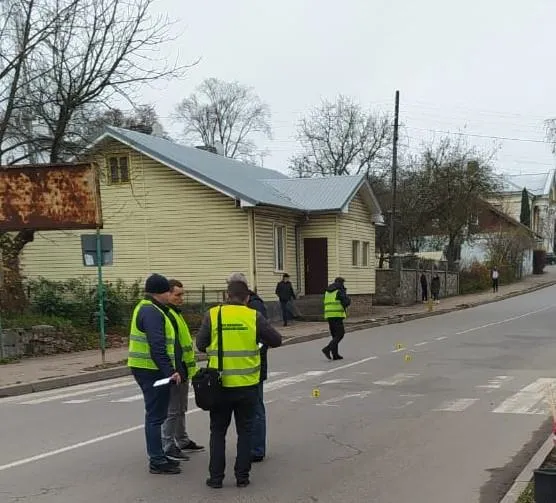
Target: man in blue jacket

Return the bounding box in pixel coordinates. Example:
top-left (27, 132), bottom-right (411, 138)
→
top-left (227, 273), bottom-right (269, 462)
top-left (128, 273), bottom-right (181, 475)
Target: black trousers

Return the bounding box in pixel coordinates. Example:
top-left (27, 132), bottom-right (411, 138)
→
top-left (492, 278), bottom-right (499, 292)
top-left (280, 300), bottom-right (290, 325)
top-left (421, 287), bottom-right (428, 302)
top-left (324, 318), bottom-right (345, 357)
top-left (209, 386), bottom-right (257, 482)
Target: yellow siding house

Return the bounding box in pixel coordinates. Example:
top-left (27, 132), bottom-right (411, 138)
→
top-left (21, 127), bottom-right (384, 307)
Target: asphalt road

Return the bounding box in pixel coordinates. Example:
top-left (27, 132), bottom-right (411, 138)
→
top-left (2, 287), bottom-right (556, 503)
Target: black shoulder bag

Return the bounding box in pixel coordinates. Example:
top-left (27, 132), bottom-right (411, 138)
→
top-left (191, 306), bottom-right (224, 411)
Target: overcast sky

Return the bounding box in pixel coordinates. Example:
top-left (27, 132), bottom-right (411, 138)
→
top-left (138, 0), bottom-right (556, 176)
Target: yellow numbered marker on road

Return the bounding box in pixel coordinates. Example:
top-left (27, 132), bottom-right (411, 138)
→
top-left (312, 389), bottom-right (320, 398)
top-left (404, 354), bottom-right (413, 362)
top-left (395, 343), bottom-right (405, 350)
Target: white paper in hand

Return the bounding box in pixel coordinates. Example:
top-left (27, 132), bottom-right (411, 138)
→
top-left (153, 377), bottom-right (171, 388)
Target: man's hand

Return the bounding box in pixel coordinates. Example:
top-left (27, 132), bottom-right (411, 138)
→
top-left (170, 372), bottom-right (181, 385)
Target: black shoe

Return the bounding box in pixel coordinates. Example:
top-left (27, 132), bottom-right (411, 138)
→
top-left (332, 355), bottom-right (344, 360)
top-left (322, 347), bottom-right (332, 360)
top-left (237, 479), bottom-right (250, 488)
top-left (165, 446), bottom-right (190, 461)
top-left (206, 478), bottom-right (223, 489)
top-left (180, 440), bottom-right (205, 453)
top-left (149, 462), bottom-right (181, 474)
top-left (165, 457), bottom-right (180, 466)
top-left (251, 455), bottom-right (264, 463)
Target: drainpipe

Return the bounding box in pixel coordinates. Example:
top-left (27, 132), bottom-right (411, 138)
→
top-left (295, 223), bottom-right (301, 295)
top-left (249, 209), bottom-right (258, 292)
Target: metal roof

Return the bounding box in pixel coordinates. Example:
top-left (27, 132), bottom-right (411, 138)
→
top-left (95, 127), bottom-right (377, 214)
top-left (501, 171), bottom-right (555, 196)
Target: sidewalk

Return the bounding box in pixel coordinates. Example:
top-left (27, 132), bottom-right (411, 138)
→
top-left (1, 268), bottom-right (555, 396)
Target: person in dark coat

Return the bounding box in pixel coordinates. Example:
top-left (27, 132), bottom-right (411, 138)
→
top-left (275, 273), bottom-right (296, 326)
top-left (431, 274), bottom-right (441, 304)
top-left (420, 273), bottom-right (428, 302)
top-left (227, 273), bottom-right (269, 462)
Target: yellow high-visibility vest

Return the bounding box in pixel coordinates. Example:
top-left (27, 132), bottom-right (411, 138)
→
top-left (127, 299), bottom-right (176, 370)
top-left (206, 305), bottom-right (260, 388)
top-left (323, 290), bottom-right (346, 319)
top-left (168, 307), bottom-right (199, 379)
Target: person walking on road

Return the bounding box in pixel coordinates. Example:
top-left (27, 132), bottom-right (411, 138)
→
top-left (128, 274), bottom-right (182, 475)
top-left (197, 279), bottom-right (282, 489)
top-left (491, 266), bottom-right (499, 293)
top-left (275, 273), bottom-right (296, 326)
top-left (226, 272), bottom-right (270, 463)
top-left (322, 277), bottom-right (351, 361)
top-left (161, 279), bottom-right (205, 462)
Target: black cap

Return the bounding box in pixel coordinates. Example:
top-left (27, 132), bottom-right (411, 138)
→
top-left (145, 273), bottom-right (170, 294)
top-left (334, 277), bottom-right (345, 284)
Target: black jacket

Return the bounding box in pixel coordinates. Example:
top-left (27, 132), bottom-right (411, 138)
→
top-left (247, 290), bottom-right (269, 381)
top-left (431, 276), bottom-right (441, 294)
top-left (275, 280), bottom-right (296, 302)
top-left (326, 281), bottom-right (351, 310)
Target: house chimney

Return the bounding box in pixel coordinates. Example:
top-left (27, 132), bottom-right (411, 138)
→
top-left (196, 145), bottom-right (218, 154)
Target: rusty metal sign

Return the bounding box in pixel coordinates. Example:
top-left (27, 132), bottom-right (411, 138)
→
top-left (0, 162), bottom-right (102, 231)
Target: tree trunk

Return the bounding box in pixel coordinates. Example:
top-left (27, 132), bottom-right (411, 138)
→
top-left (445, 235), bottom-right (461, 271)
top-left (0, 231), bottom-right (35, 314)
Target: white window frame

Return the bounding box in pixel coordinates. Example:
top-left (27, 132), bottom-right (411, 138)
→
top-left (273, 224), bottom-right (286, 272)
top-left (362, 241), bottom-right (369, 267)
top-left (107, 155), bottom-right (130, 184)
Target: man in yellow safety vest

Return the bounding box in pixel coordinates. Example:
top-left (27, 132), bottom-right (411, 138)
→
top-left (128, 273), bottom-right (181, 475)
top-left (196, 279), bottom-right (282, 489)
top-left (161, 279), bottom-right (204, 462)
top-left (322, 277), bottom-right (351, 361)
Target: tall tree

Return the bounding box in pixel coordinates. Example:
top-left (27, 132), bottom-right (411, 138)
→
top-left (290, 95), bottom-right (392, 178)
top-left (174, 77), bottom-right (272, 162)
top-left (519, 187), bottom-right (531, 227)
top-left (420, 136), bottom-right (500, 268)
top-left (0, 0), bottom-right (189, 312)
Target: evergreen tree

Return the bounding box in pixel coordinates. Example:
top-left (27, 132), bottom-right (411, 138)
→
top-left (520, 188), bottom-right (531, 227)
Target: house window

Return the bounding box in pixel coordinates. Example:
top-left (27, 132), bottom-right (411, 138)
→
top-left (362, 241), bottom-right (369, 267)
top-left (107, 156), bottom-right (130, 184)
top-left (274, 224), bottom-right (286, 271)
top-left (352, 240), bottom-right (360, 266)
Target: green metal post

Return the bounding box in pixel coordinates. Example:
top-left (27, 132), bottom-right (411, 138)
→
top-left (96, 228), bottom-right (106, 364)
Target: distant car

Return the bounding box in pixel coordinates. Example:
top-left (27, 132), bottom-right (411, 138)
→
top-left (546, 252), bottom-right (556, 265)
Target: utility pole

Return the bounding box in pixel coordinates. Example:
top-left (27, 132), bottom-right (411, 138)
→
top-left (389, 90), bottom-right (400, 260)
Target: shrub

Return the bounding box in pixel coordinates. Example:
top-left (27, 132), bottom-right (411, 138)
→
top-left (459, 262), bottom-right (491, 294)
top-left (533, 249), bottom-right (546, 274)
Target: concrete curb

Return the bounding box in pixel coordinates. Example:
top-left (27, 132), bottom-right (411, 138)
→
top-left (1, 278), bottom-right (555, 398)
top-left (499, 434), bottom-right (554, 503)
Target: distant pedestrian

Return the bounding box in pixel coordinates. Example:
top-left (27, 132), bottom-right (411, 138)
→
top-left (420, 273), bottom-right (428, 302)
top-left (128, 273), bottom-right (182, 475)
top-left (161, 279), bottom-right (204, 462)
top-left (322, 277), bottom-right (351, 360)
top-left (226, 273), bottom-right (269, 462)
top-left (197, 279), bottom-right (282, 489)
top-left (275, 273), bottom-right (296, 326)
top-left (491, 266), bottom-right (499, 293)
top-left (431, 274), bottom-right (441, 304)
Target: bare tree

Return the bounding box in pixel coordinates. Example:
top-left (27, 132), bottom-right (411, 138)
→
top-left (484, 228), bottom-right (534, 277)
top-left (0, 0), bottom-right (190, 312)
top-left (290, 95), bottom-right (392, 178)
top-left (174, 77), bottom-right (272, 162)
top-left (420, 136), bottom-right (500, 268)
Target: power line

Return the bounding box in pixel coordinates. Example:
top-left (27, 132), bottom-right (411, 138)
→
top-left (402, 126), bottom-right (550, 144)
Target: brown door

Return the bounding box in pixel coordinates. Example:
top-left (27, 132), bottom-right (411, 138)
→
top-left (304, 238), bottom-right (328, 294)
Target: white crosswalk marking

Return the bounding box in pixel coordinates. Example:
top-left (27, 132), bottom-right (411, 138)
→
top-left (19, 381), bottom-right (135, 405)
top-left (476, 376), bottom-right (514, 391)
top-left (493, 378), bottom-right (556, 415)
top-left (62, 399), bottom-right (91, 404)
top-left (433, 398), bottom-right (479, 412)
top-left (372, 373), bottom-right (419, 386)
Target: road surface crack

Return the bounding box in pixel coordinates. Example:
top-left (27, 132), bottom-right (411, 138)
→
top-left (322, 433), bottom-right (363, 463)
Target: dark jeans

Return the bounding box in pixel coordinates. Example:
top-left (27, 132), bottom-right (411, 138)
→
top-left (209, 386), bottom-right (257, 482)
top-left (324, 318), bottom-right (345, 357)
top-left (132, 369), bottom-right (171, 466)
top-left (250, 381), bottom-right (266, 458)
top-left (421, 287), bottom-right (428, 302)
top-left (492, 278), bottom-right (499, 292)
top-left (432, 291), bottom-right (439, 301)
top-left (280, 300), bottom-right (290, 325)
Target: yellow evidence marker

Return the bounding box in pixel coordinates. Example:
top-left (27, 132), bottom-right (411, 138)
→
top-left (404, 354), bottom-right (413, 362)
top-left (395, 343), bottom-right (405, 350)
top-left (312, 389), bottom-right (320, 398)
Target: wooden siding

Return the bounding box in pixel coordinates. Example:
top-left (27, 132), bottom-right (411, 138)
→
top-left (338, 190), bottom-right (376, 294)
top-left (299, 214), bottom-right (338, 295)
top-left (252, 207), bottom-right (301, 299)
top-left (21, 139), bottom-right (251, 293)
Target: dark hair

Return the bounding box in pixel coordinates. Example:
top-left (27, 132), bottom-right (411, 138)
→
top-left (168, 279), bottom-right (183, 291)
top-left (227, 280), bottom-right (249, 300)
top-left (282, 273), bottom-right (290, 279)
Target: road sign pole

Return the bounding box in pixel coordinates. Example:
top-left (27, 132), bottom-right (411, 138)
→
top-left (95, 228), bottom-right (106, 364)
top-left (0, 248), bottom-right (4, 360)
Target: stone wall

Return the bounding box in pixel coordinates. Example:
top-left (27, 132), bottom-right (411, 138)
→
top-left (374, 269), bottom-right (459, 306)
top-left (1, 325), bottom-right (74, 359)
